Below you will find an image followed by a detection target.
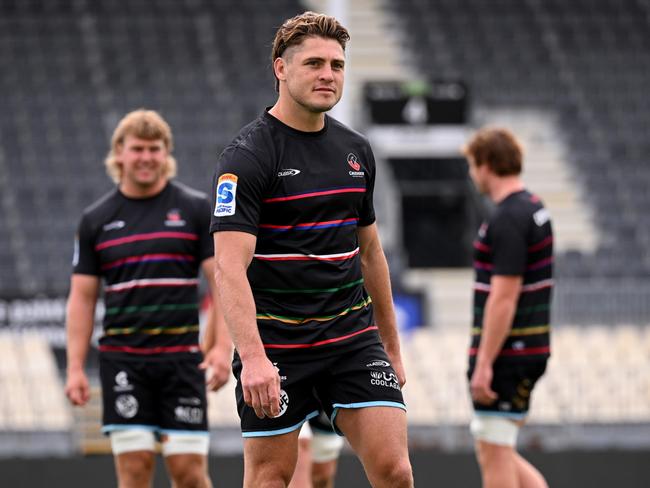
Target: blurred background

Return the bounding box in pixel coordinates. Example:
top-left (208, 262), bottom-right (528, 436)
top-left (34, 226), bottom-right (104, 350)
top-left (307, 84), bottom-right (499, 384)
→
top-left (1, 0), bottom-right (649, 486)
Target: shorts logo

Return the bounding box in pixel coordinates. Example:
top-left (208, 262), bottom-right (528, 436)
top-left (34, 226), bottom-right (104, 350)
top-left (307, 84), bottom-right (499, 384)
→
top-left (366, 360), bottom-right (391, 368)
top-left (114, 371), bottom-right (133, 392)
top-left (115, 394), bottom-right (138, 418)
top-left (174, 405), bottom-right (204, 424)
top-left (369, 371), bottom-right (400, 390)
top-left (347, 153), bottom-right (365, 178)
top-left (215, 173), bottom-right (238, 217)
top-left (273, 389), bottom-right (290, 418)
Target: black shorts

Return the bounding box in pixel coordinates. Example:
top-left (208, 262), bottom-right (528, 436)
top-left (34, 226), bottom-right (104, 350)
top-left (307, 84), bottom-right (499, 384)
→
top-left (467, 359), bottom-right (547, 419)
top-left (99, 353), bottom-right (208, 435)
top-left (309, 410), bottom-right (335, 434)
top-left (233, 343), bottom-right (406, 437)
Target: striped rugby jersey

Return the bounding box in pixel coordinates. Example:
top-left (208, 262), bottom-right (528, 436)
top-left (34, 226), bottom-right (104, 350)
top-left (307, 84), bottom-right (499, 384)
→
top-left (210, 111), bottom-right (382, 359)
top-left (470, 190), bottom-right (553, 364)
top-left (73, 181), bottom-right (213, 356)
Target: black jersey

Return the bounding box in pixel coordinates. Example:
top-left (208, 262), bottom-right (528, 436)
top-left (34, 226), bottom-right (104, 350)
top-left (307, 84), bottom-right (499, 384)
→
top-left (73, 181), bottom-right (213, 356)
top-left (470, 190), bottom-right (553, 365)
top-left (210, 111), bottom-right (381, 359)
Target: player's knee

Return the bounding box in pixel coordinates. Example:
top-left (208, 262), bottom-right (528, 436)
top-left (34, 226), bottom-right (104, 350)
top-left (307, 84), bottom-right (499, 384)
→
top-left (312, 462), bottom-right (337, 488)
top-left (116, 450), bottom-right (155, 485)
top-left (166, 454), bottom-right (209, 488)
top-left (373, 456), bottom-right (413, 488)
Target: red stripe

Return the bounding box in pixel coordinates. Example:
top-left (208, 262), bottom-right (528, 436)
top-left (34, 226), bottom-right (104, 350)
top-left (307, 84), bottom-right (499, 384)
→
top-left (527, 256), bottom-right (553, 271)
top-left (102, 253), bottom-right (196, 270)
top-left (264, 325), bottom-right (378, 349)
top-left (259, 218), bottom-right (358, 230)
top-left (96, 232), bottom-right (198, 251)
top-left (469, 346), bottom-right (550, 357)
top-left (474, 241), bottom-right (490, 252)
top-left (99, 344), bottom-right (200, 354)
top-left (528, 236), bottom-right (553, 252)
top-left (263, 188), bottom-right (365, 203)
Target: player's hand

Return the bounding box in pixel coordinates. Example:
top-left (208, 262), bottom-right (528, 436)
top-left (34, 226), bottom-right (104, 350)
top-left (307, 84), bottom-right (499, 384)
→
top-left (65, 368), bottom-right (90, 406)
top-left (200, 344), bottom-right (232, 392)
top-left (387, 351), bottom-right (407, 388)
top-left (240, 355), bottom-right (281, 419)
top-left (470, 363), bottom-right (498, 406)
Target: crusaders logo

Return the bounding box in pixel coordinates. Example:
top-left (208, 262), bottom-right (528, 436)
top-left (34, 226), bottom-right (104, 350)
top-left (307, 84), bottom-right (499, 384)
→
top-left (347, 153), bottom-right (361, 171)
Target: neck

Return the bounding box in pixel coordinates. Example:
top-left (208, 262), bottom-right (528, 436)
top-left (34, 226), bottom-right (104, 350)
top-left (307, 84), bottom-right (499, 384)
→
top-left (120, 178), bottom-right (168, 199)
top-left (489, 175), bottom-right (524, 203)
top-left (268, 99), bottom-right (326, 132)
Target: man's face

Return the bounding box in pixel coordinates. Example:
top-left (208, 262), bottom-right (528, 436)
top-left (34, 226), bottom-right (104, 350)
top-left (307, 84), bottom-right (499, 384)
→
top-left (116, 135), bottom-right (168, 190)
top-left (278, 36), bottom-right (345, 113)
top-left (468, 156), bottom-right (489, 194)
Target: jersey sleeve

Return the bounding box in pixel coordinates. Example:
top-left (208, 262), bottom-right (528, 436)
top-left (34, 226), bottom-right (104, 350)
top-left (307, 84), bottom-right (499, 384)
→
top-left (490, 210), bottom-right (528, 276)
top-left (210, 146), bottom-right (270, 235)
top-left (197, 195), bottom-right (214, 261)
top-left (72, 212), bottom-right (101, 276)
top-left (358, 145), bottom-right (377, 226)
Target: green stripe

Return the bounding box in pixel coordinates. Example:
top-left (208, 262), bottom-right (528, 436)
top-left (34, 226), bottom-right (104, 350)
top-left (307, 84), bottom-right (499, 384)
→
top-left (474, 303), bottom-right (550, 315)
top-left (105, 303), bottom-right (199, 316)
top-left (253, 278), bottom-right (364, 294)
top-left (106, 324), bottom-right (200, 336)
top-left (257, 297), bottom-right (372, 325)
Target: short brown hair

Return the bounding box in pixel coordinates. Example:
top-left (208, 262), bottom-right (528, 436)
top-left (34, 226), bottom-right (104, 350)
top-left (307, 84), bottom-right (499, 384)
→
top-left (104, 109), bottom-right (177, 184)
top-left (462, 127), bottom-right (523, 176)
top-left (271, 11), bottom-right (350, 91)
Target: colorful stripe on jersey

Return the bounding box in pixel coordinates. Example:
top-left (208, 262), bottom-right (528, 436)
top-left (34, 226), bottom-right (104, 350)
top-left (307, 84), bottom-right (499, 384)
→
top-left (95, 232), bottom-right (199, 251)
top-left (105, 303), bottom-right (199, 316)
top-left (471, 325), bottom-right (550, 337)
top-left (101, 253), bottom-right (196, 271)
top-left (257, 297), bottom-right (372, 325)
top-left (473, 256), bottom-right (554, 272)
top-left (258, 218), bottom-right (359, 232)
top-left (99, 344), bottom-right (201, 354)
top-left (253, 248), bottom-right (359, 262)
top-left (473, 235), bottom-right (554, 254)
top-left (473, 279), bottom-right (554, 293)
top-left (263, 187), bottom-right (366, 203)
top-left (253, 278), bottom-right (364, 294)
top-left (106, 324), bottom-right (200, 336)
top-left (469, 346), bottom-right (550, 357)
top-left (263, 325), bottom-right (379, 349)
top-left (104, 278), bottom-right (199, 293)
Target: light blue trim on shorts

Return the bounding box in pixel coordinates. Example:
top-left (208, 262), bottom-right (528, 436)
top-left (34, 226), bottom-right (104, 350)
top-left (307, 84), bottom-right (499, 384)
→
top-left (242, 410), bottom-right (320, 438)
top-left (101, 424), bottom-right (158, 435)
top-left (473, 410), bottom-right (528, 421)
top-left (331, 401), bottom-right (407, 436)
top-left (158, 429), bottom-right (209, 436)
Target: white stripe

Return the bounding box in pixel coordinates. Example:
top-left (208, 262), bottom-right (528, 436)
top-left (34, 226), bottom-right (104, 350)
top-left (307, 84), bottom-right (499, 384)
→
top-left (254, 247), bottom-right (360, 260)
top-left (474, 279), bottom-right (554, 293)
top-left (105, 278), bottom-right (199, 292)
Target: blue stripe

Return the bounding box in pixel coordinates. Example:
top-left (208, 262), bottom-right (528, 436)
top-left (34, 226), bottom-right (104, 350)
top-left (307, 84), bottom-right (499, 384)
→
top-left (158, 429), bottom-right (209, 436)
top-left (330, 401), bottom-right (407, 435)
top-left (242, 410), bottom-right (319, 438)
top-left (474, 411), bottom-right (528, 420)
top-left (260, 220), bottom-right (358, 233)
top-left (101, 424), bottom-right (158, 434)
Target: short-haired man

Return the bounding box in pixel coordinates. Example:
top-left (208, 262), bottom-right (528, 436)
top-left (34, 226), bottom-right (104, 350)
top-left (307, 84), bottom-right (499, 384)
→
top-left (463, 127), bottom-right (552, 488)
top-left (65, 109), bottom-right (231, 488)
top-left (211, 11), bottom-right (413, 488)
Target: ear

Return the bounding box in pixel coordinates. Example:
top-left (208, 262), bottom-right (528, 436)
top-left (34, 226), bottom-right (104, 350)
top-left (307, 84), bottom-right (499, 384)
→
top-left (274, 56), bottom-right (287, 83)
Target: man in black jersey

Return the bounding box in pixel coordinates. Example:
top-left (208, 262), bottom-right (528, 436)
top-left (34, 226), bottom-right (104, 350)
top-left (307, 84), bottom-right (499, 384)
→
top-left (210, 11), bottom-right (413, 488)
top-left (65, 110), bottom-right (232, 488)
top-left (463, 127), bottom-right (552, 488)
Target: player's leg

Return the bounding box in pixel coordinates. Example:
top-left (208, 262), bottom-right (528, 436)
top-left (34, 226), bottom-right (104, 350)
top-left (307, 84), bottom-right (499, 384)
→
top-left (288, 423), bottom-right (314, 488)
top-left (110, 430), bottom-right (157, 488)
top-left (474, 438), bottom-right (518, 488)
top-left (162, 433), bottom-right (212, 488)
top-left (309, 416), bottom-right (344, 488)
top-left (335, 406), bottom-right (412, 488)
top-left (244, 430), bottom-right (301, 488)
top-left (514, 451), bottom-right (548, 488)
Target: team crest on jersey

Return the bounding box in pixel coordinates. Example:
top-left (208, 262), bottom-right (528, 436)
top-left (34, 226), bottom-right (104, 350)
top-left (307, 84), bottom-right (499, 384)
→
top-left (165, 208), bottom-right (186, 227)
top-left (347, 153), bottom-right (364, 177)
top-left (215, 173), bottom-right (238, 217)
top-left (478, 223), bottom-right (488, 238)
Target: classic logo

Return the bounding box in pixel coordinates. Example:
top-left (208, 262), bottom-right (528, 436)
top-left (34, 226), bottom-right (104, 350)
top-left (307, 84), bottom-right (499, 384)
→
top-left (347, 153), bottom-right (361, 171)
top-left (215, 173), bottom-right (238, 217)
top-left (165, 208), bottom-right (186, 227)
top-left (115, 394), bottom-right (139, 418)
top-left (366, 360), bottom-right (391, 368)
top-left (278, 169), bottom-right (301, 177)
top-left (103, 220), bottom-right (125, 231)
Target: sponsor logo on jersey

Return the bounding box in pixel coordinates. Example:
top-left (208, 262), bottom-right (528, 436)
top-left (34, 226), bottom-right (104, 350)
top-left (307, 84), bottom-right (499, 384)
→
top-left (113, 371), bottom-right (134, 392)
top-left (72, 235), bottom-right (79, 266)
top-left (165, 208), bottom-right (186, 227)
top-left (115, 394), bottom-right (139, 418)
top-left (478, 223), bottom-right (488, 238)
top-left (273, 390), bottom-right (290, 418)
top-left (533, 208), bottom-right (550, 226)
top-left (366, 359), bottom-right (391, 368)
top-left (103, 220), bottom-right (125, 231)
top-left (347, 153), bottom-right (365, 177)
top-left (215, 173), bottom-right (238, 217)
top-left (278, 169), bottom-right (301, 177)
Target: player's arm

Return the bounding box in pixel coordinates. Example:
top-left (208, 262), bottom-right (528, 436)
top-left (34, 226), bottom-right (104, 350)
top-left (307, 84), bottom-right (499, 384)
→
top-left (470, 274), bottom-right (522, 405)
top-left (357, 223), bottom-right (406, 387)
top-left (64, 274), bottom-right (99, 406)
top-left (213, 231), bottom-right (280, 418)
top-left (199, 257), bottom-right (233, 391)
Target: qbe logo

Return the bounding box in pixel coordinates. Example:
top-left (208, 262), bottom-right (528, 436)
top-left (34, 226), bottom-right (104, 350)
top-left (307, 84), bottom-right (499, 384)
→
top-left (214, 173), bottom-right (238, 217)
top-left (115, 394), bottom-right (139, 418)
top-left (273, 390), bottom-right (290, 418)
